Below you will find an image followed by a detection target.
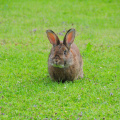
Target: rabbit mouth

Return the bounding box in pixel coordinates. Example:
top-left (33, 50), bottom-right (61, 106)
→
top-left (51, 62), bottom-right (69, 68)
top-left (52, 63), bottom-right (64, 68)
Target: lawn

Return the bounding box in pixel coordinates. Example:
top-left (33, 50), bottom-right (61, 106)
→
top-left (0, 0), bottom-right (120, 119)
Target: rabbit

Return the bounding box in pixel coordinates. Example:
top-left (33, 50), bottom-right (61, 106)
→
top-left (46, 28), bottom-right (83, 82)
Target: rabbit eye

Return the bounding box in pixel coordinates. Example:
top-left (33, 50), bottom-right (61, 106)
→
top-left (64, 50), bottom-right (67, 55)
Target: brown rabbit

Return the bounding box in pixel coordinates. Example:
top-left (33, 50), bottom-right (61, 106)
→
top-left (46, 28), bottom-right (83, 82)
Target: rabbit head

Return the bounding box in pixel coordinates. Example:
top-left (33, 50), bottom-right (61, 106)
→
top-left (46, 29), bottom-right (75, 68)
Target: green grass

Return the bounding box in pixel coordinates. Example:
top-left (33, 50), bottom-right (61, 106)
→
top-left (0, 0), bottom-right (120, 119)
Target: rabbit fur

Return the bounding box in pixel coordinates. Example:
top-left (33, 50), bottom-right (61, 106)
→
top-left (46, 28), bottom-right (83, 82)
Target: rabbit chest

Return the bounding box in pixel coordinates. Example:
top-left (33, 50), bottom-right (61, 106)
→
top-left (48, 63), bottom-right (80, 82)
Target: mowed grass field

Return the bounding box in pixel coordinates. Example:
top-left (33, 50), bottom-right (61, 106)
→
top-left (0, 0), bottom-right (120, 119)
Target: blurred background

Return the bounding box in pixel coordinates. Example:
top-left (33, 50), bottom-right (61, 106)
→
top-left (0, 0), bottom-right (120, 119)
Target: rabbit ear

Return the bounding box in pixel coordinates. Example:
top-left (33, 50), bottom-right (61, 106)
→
top-left (46, 30), bottom-right (60, 46)
top-left (63, 28), bottom-right (75, 49)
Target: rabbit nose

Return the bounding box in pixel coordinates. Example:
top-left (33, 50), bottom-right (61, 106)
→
top-left (54, 55), bottom-right (60, 64)
top-left (55, 55), bottom-right (59, 59)
top-left (53, 59), bottom-right (59, 65)
top-left (55, 59), bottom-right (58, 63)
